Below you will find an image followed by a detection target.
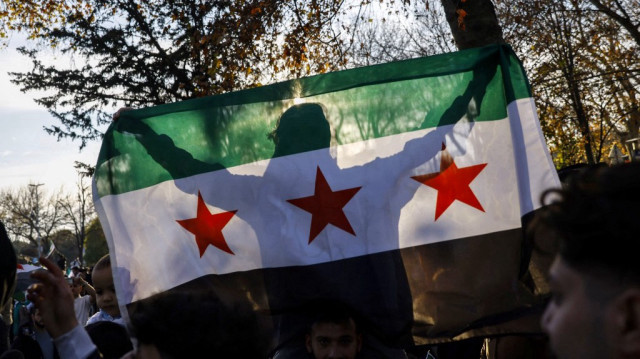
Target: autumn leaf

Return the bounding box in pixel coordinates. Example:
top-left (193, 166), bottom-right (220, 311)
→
top-left (456, 9), bottom-right (467, 31)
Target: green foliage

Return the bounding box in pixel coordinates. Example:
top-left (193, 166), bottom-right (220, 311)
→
top-left (11, 240), bottom-right (38, 262)
top-left (83, 217), bottom-right (108, 266)
top-left (4, 0), bottom-right (461, 152)
top-left (50, 228), bottom-right (76, 263)
top-left (6, 0), bottom-right (352, 149)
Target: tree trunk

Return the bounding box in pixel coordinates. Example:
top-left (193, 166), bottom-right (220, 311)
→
top-left (566, 75), bottom-right (596, 164)
top-left (440, 0), bottom-right (505, 50)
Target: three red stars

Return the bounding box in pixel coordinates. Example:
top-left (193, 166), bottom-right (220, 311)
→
top-left (288, 167), bottom-right (361, 243)
top-left (178, 146), bottom-right (487, 255)
top-left (177, 191), bottom-right (237, 257)
top-left (412, 145), bottom-right (487, 220)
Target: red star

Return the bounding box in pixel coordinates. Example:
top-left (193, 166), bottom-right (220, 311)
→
top-left (412, 148), bottom-right (487, 220)
top-left (288, 167), bottom-right (361, 244)
top-left (177, 191), bottom-right (237, 256)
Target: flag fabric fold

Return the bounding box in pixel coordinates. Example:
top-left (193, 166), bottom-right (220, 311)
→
top-left (93, 44), bottom-right (559, 353)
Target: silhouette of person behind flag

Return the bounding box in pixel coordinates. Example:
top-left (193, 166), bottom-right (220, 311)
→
top-left (258, 103), bottom-right (415, 358)
top-left (268, 103), bottom-right (331, 158)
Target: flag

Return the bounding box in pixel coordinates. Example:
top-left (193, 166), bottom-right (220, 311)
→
top-left (93, 44), bottom-right (559, 353)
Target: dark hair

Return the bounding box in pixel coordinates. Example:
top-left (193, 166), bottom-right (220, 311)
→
top-left (538, 162), bottom-right (640, 285)
top-left (307, 299), bottom-right (360, 333)
top-left (129, 291), bottom-right (266, 358)
top-left (85, 321), bottom-right (133, 359)
top-left (268, 103), bottom-right (331, 158)
top-left (94, 254), bottom-right (111, 272)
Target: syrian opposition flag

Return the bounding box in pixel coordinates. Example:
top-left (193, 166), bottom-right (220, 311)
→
top-left (93, 44), bottom-right (559, 352)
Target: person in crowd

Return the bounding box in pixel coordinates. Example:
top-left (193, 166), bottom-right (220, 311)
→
top-left (122, 289), bottom-right (267, 358)
top-left (70, 276), bottom-right (95, 327)
top-left (305, 301), bottom-right (362, 359)
top-left (27, 256), bottom-right (267, 358)
top-left (85, 321), bottom-right (132, 359)
top-left (12, 299), bottom-right (30, 343)
top-left (27, 257), bottom-right (100, 359)
top-left (1, 221), bottom-right (17, 356)
top-left (10, 304), bottom-right (59, 359)
top-left (84, 267), bottom-right (94, 287)
top-left (85, 255), bottom-right (123, 326)
top-left (535, 162), bottom-right (640, 359)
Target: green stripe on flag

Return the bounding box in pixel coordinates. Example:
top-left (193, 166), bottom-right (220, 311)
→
top-left (95, 44), bottom-right (531, 197)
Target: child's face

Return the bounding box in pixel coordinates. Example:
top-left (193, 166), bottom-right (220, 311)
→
top-left (92, 266), bottom-right (120, 318)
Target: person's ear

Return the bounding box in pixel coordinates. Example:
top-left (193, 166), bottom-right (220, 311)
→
top-left (305, 334), bottom-right (313, 353)
top-left (356, 333), bottom-right (362, 352)
top-left (614, 288), bottom-right (640, 357)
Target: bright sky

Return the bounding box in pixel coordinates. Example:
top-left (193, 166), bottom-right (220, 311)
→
top-left (0, 34), bottom-right (103, 195)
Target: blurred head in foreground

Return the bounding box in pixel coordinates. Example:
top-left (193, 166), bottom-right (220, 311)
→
top-left (535, 162), bottom-right (640, 359)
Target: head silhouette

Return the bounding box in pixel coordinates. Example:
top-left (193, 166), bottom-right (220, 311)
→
top-left (269, 103), bottom-right (331, 158)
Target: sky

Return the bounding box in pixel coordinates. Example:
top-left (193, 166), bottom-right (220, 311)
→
top-left (0, 34), bottom-right (104, 195)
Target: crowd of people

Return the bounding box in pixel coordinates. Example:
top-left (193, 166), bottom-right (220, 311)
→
top-left (2, 162), bottom-right (640, 358)
top-left (1, 253), bottom-right (131, 359)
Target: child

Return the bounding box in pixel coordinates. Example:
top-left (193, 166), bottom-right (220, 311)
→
top-left (71, 274), bottom-right (96, 326)
top-left (86, 255), bottom-right (124, 326)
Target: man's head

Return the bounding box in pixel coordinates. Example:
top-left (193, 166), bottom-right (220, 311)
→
top-left (129, 291), bottom-right (266, 358)
top-left (305, 301), bottom-right (362, 359)
top-left (536, 162), bottom-right (640, 359)
top-left (86, 321), bottom-right (133, 359)
top-left (269, 103), bottom-right (331, 158)
top-left (28, 303), bottom-right (45, 329)
top-left (93, 254), bottom-right (120, 318)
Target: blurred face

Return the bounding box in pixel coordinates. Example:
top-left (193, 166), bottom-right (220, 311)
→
top-left (541, 257), bottom-right (609, 359)
top-left (70, 279), bottom-right (83, 297)
top-left (306, 319), bottom-right (361, 359)
top-left (92, 266), bottom-right (120, 318)
top-left (32, 308), bottom-right (45, 328)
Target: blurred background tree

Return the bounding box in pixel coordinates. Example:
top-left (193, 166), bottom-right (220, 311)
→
top-left (1, 0), bottom-right (638, 168)
top-left (0, 183), bottom-right (65, 258)
top-left (83, 217), bottom-right (108, 267)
